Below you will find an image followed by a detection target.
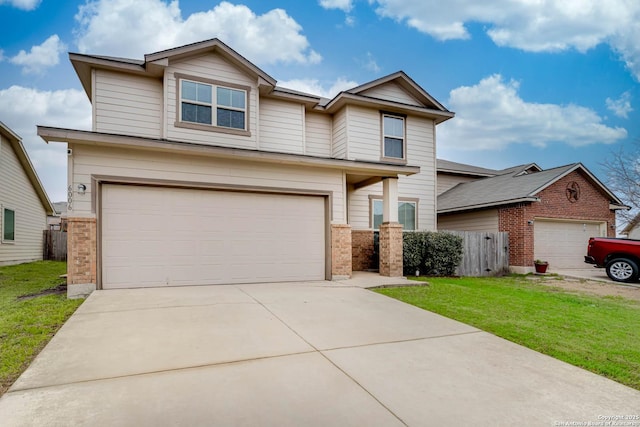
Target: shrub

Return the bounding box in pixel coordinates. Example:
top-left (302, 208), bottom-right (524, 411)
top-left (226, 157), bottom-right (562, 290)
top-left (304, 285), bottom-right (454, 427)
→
top-left (403, 231), bottom-right (463, 276)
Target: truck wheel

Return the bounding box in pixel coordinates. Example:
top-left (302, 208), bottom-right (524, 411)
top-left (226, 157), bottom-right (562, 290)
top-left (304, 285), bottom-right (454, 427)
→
top-left (605, 258), bottom-right (639, 283)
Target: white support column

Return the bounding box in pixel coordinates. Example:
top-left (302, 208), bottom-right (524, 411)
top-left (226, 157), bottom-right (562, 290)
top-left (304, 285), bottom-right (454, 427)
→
top-left (382, 177), bottom-right (399, 223)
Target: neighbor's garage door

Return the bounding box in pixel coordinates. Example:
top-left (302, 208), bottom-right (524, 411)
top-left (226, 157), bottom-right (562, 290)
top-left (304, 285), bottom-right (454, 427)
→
top-left (534, 219), bottom-right (605, 269)
top-left (101, 184), bottom-right (326, 289)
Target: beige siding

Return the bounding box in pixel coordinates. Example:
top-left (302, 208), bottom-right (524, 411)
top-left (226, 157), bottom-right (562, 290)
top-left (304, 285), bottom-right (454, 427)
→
top-left (438, 209), bottom-right (499, 233)
top-left (332, 108), bottom-right (347, 158)
top-left (348, 105), bottom-right (380, 162)
top-left (437, 174), bottom-right (479, 195)
top-left (69, 144), bottom-right (345, 223)
top-left (259, 98), bottom-right (304, 154)
top-left (94, 69), bottom-right (162, 138)
top-left (348, 116), bottom-right (437, 231)
top-left (0, 137), bottom-right (46, 265)
top-left (359, 82), bottom-right (421, 106)
top-left (165, 53), bottom-right (258, 149)
top-left (305, 112), bottom-right (331, 157)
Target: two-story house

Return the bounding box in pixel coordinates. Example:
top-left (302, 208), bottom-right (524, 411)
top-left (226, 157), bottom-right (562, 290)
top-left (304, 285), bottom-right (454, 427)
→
top-left (38, 39), bottom-right (453, 298)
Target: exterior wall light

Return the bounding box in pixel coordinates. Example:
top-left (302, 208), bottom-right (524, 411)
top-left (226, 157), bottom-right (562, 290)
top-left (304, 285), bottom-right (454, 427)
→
top-left (77, 184), bottom-right (87, 195)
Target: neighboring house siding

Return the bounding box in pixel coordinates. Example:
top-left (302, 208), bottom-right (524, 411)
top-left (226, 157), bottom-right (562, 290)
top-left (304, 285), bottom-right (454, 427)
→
top-left (332, 108), bottom-right (347, 158)
top-left (438, 209), bottom-right (499, 232)
top-left (0, 137), bottom-right (46, 265)
top-left (629, 227), bottom-right (640, 239)
top-left (165, 53), bottom-right (258, 149)
top-left (437, 174), bottom-right (478, 195)
top-left (69, 144), bottom-right (345, 223)
top-left (349, 115), bottom-right (437, 231)
top-left (359, 82), bottom-right (421, 106)
top-left (305, 112), bottom-right (331, 157)
top-left (94, 69), bottom-right (163, 138)
top-left (259, 98), bottom-right (304, 154)
top-left (348, 105), bottom-right (380, 162)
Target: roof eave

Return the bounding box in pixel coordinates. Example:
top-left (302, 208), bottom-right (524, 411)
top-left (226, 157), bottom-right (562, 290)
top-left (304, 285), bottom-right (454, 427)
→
top-left (438, 197), bottom-right (540, 214)
top-left (323, 93), bottom-right (455, 124)
top-left (37, 126), bottom-right (420, 179)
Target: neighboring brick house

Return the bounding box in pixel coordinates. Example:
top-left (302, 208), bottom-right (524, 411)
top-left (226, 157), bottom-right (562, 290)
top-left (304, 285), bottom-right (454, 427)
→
top-left (0, 122), bottom-right (54, 265)
top-left (38, 38), bottom-right (453, 297)
top-left (437, 159), bottom-right (627, 272)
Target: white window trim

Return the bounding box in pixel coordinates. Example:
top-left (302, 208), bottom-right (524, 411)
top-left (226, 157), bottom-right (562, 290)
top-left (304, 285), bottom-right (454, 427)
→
top-left (380, 113), bottom-right (407, 163)
top-left (369, 196), bottom-right (418, 230)
top-left (174, 73), bottom-right (251, 137)
top-left (2, 205), bottom-right (16, 244)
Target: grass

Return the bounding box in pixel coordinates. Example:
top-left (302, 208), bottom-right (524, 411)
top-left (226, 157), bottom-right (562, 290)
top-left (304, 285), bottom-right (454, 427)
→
top-left (375, 275), bottom-right (640, 391)
top-left (0, 261), bottom-right (82, 395)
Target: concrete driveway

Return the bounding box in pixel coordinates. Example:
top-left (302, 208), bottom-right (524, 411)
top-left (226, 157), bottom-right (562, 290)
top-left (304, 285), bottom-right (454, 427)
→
top-left (1, 281), bottom-right (638, 426)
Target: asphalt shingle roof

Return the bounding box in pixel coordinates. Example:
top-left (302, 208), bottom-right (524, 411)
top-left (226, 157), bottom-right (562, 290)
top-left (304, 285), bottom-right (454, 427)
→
top-left (438, 163), bottom-right (580, 212)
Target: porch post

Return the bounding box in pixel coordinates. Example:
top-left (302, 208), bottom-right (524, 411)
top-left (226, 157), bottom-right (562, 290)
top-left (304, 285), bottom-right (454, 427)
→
top-left (380, 177), bottom-right (403, 277)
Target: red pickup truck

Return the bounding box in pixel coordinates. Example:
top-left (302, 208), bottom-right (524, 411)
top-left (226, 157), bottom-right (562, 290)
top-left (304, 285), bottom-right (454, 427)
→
top-left (584, 237), bottom-right (640, 283)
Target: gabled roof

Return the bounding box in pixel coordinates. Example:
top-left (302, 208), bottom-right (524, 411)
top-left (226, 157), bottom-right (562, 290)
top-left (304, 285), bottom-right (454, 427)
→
top-left (70, 38), bottom-right (452, 123)
top-left (622, 213), bottom-right (640, 234)
top-left (323, 71), bottom-right (454, 124)
top-left (70, 38), bottom-right (277, 99)
top-left (0, 122), bottom-right (54, 215)
top-left (437, 159), bottom-right (500, 177)
top-left (438, 163), bottom-right (625, 214)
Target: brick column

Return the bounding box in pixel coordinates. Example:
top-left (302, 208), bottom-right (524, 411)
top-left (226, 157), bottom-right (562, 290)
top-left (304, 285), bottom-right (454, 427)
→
top-left (331, 224), bottom-right (352, 280)
top-left (67, 217), bottom-right (97, 298)
top-left (379, 222), bottom-right (403, 277)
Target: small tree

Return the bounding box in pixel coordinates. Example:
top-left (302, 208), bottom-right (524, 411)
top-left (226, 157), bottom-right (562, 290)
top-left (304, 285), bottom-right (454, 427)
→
top-left (403, 231), bottom-right (463, 276)
top-left (600, 141), bottom-right (640, 228)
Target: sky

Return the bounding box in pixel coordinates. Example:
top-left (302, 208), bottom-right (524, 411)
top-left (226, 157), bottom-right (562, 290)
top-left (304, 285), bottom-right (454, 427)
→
top-left (1, 0), bottom-right (639, 203)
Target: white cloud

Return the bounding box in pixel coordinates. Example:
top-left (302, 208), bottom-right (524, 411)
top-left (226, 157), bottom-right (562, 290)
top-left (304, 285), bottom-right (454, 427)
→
top-left (9, 35), bottom-right (66, 74)
top-left (606, 92), bottom-right (633, 119)
top-left (74, 0), bottom-right (321, 65)
top-left (363, 52), bottom-right (380, 73)
top-left (438, 74), bottom-right (627, 151)
top-left (0, 86), bottom-right (91, 202)
top-left (0, 0), bottom-right (40, 10)
top-left (371, 0), bottom-right (640, 80)
top-left (278, 77), bottom-right (358, 98)
top-left (319, 0), bottom-right (353, 12)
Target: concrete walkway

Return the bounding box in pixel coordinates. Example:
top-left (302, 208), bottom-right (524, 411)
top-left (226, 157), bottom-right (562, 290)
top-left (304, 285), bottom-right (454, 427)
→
top-left (1, 281), bottom-right (638, 426)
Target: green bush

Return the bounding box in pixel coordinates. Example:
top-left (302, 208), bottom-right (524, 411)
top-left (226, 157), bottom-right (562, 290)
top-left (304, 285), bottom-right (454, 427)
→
top-left (403, 231), bottom-right (463, 276)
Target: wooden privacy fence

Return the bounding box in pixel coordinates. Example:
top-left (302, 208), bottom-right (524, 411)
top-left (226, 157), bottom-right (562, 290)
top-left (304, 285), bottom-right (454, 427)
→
top-left (442, 230), bottom-right (509, 277)
top-left (43, 230), bottom-right (67, 261)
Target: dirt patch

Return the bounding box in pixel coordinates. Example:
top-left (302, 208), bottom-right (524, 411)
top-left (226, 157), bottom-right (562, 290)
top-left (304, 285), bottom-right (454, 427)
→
top-left (527, 275), bottom-right (640, 302)
top-left (17, 284), bottom-right (67, 301)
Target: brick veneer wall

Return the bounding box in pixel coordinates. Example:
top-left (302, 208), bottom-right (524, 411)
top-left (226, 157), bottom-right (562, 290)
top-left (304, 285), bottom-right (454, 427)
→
top-left (379, 222), bottom-right (403, 277)
top-left (352, 229), bottom-right (375, 271)
top-left (331, 224), bottom-right (352, 279)
top-left (499, 170), bottom-right (616, 268)
top-left (67, 217), bottom-right (97, 286)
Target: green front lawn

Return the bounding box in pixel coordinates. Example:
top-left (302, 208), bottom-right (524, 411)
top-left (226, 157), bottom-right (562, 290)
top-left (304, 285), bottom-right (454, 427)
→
top-left (376, 276), bottom-right (640, 391)
top-left (0, 261), bottom-right (82, 395)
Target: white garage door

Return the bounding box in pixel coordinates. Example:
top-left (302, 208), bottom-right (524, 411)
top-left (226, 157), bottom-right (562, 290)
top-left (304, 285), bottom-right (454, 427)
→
top-left (101, 184), bottom-right (326, 289)
top-left (534, 220), bottom-right (605, 269)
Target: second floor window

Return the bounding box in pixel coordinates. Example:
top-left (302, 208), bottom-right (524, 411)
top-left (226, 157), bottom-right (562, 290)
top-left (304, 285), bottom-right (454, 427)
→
top-left (382, 114), bottom-right (405, 160)
top-left (180, 80), bottom-right (246, 130)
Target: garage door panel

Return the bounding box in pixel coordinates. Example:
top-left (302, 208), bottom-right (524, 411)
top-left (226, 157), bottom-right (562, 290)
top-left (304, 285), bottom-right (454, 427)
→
top-left (534, 220), bottom-right (604, 269)
top-left (101, 185), bottom-right (326, 289)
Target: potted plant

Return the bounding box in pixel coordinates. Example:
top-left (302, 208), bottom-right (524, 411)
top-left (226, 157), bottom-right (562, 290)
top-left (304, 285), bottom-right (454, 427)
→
top-left (534, 259), bottom-right (549, 274)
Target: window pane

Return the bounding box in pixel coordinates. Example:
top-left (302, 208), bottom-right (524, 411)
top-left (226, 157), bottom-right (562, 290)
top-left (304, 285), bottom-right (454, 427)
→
top-left (384, 137), bottom-right (403, 158)
top-left (231, 89), bottom-right (245, 108)
top-left (399, 202), bottom-right (416, 230)
top-left (182, 81), bottom-right (197, 101)
top-left (373, 200), bottom-right (383, 230)
top-left (384, 116), bottom-right (403, 137)
top-left (3, 208), bottom-right (15, 241)
top-left (217, 108), bottom-right (245, 129)
top-left (182, 103), bottom-right (211, 124)
top-left (217, 87), bottom-right (231, 107)
top-left (197, 83), bottom-right (211, 103)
